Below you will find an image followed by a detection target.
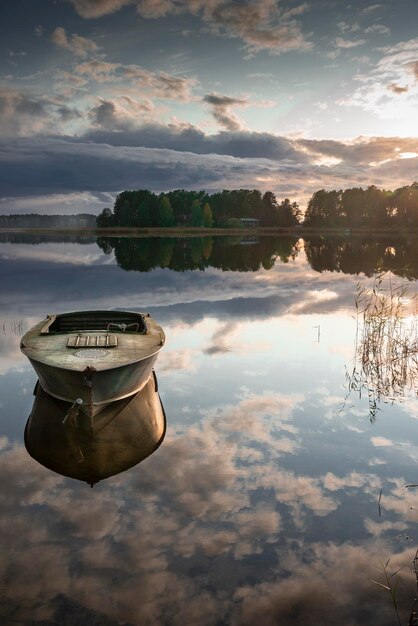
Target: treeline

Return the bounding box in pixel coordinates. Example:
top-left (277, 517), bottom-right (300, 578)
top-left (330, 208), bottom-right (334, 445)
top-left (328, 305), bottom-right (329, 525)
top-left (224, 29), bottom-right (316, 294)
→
top-left (97, 183), bottom-right (418, 230)
top-left (0, 214), bottom-right (97, 228)
top-left (0, 233), bottom-right (96, 245)
top-left (96, 189), bottom-right (301, 228)
top-left (304, 183), bottom-right (418, 228)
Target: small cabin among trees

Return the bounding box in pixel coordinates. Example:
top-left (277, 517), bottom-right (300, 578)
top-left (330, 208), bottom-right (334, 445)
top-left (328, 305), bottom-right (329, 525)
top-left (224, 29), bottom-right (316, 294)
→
top-left (239, 218), bottom-right (259, 227)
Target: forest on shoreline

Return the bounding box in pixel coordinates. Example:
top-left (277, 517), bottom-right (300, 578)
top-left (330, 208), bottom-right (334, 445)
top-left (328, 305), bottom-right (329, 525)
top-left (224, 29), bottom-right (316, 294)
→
top-left (96, 183), bottom-right (418, 230)
top-left (96, 188), bottom-right (301, 228)
top-left (2, 183), bottom-right (418, 232)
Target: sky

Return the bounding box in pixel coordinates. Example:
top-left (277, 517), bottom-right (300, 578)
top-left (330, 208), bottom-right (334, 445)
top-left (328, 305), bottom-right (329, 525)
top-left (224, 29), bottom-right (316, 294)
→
top-left (1, 0), bottom-right (418, 214)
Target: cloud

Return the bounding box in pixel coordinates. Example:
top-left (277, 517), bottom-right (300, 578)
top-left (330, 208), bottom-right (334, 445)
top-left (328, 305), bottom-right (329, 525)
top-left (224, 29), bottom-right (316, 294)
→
top-left (364, 518), bottom-right (407, 536)
top-left (0, 129), bottom-right (324, 204)
top-left (1, 136), bottom-right (298, 196)
top-left (69, 0), bottom-right (313, 54)
top-left (341, 37), bottom-right (418, 119)
top-left (0, 87), bottom-right (86, 137)
top-left (89, 96), bottom-right (156, 129)
top-left (0, 191), bottom-right (112, 215)
top-left (203, 94), bottom-right (247, 107)
top-left (0, 88), bottom-right (51, 136)
top-left (204, 320), bottom-right (238, 354)
top-left (203, 93), bottom-right (248, 131)
top-left (4, 270), bottom-right (418, 620)
top-left (1, 440), bottom-right (414, 626)
top-left (8, 50), bottom-right (27, 58)
top-left (297, 135), bottom-right (418, 166)
top-left (364, 24), bottom-right (390, 36)
top-left (3, 130), bottom-right (418, 211)
top-left (281, 3), bottom-right (310, 20)
top-left (70, 0), bottom-right (134, 18)
top-left (0, 328), bottom-right (28, 375)
top-left (56, 105), bottom-right (82, 122)
top-left (233, 542), bottom-right (414, 626)
top-left (322, 471), bottom-right (381, 492)
top-left (334, 36), bottom-right (366, 49)
top-left (74, 60), bottom-right (196, 100)
top-left (408, 60), bottom-right (418, 81)
top-left (158, 348), bottom-right (198, 372)
top-left (202, 1), bottom-right (312, 54)
top-left (51, 27), bottom-right (98, 58)
top-left (337, 21), bottom-right (360, 34)
top-left (360, 4), bottom-right (383, 15)
top-left (53, 70), bottom-right (89, 96)
top-left (135, 0), bottom-right (176, 18)
top-left (80, 123), bottom-right (305, 162)
top-left (371, 436), bottom-right (393, 447)
top-left (387, 83), bottom-right (409, 94)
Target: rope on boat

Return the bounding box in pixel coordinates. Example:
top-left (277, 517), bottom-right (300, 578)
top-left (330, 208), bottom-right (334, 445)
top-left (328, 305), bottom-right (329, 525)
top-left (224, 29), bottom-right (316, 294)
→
top-left (107, 322), bottom-right (139, 332)
top-left (82, 366), bottom-right (96, 436)
top-left (62, 398), bottom-right (83, 425)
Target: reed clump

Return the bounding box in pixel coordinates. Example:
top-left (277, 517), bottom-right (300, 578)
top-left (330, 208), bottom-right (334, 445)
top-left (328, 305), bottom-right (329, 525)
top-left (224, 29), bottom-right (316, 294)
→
top-left (345, 271), bottom-right (418, 420)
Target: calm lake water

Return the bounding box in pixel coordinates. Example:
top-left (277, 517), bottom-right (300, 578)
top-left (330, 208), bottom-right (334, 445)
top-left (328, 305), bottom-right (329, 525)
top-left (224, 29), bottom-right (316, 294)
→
top-left (2, 233), bottom-right (418, 625)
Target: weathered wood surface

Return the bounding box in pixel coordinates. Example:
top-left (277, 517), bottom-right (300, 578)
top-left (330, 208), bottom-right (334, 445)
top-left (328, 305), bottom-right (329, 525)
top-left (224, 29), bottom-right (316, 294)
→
top-left (21, 311), bottom-right (165, 372)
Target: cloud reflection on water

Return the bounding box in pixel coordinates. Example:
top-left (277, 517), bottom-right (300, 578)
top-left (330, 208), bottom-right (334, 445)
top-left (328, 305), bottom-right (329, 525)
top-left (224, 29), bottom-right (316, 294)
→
top-left (1, 410), bottom-right (418, 625)
top-left (2, 236), bottom-right (418, 624)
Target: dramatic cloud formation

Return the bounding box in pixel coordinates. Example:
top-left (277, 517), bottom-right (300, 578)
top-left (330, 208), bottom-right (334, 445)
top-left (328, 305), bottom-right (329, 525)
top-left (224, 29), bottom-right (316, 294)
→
top-left (0, 0), bottom-right (416, 211)
top-left (2, 129), bottom-right (418, 212)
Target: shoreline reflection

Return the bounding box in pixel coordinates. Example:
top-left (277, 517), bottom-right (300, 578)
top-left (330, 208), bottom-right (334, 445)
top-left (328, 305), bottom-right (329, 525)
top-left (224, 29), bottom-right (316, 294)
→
top-left (98, 234), bottom-right (418, 279)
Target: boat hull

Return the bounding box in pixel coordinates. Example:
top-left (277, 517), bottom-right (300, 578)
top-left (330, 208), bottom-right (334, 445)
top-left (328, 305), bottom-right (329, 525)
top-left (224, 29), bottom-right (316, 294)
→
top-left (20, 310), bottom-right (165, 417)
top-left (28, 352), bottom-right (158, 416)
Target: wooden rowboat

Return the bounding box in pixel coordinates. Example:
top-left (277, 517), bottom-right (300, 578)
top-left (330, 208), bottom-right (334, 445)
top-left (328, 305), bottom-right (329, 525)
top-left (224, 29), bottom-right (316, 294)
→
top-left (20, 310), bottom-right (165, 418)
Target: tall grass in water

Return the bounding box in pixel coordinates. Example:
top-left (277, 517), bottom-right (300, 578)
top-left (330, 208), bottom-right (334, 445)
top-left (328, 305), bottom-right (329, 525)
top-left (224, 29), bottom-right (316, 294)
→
top-left (345, 272), bottom-right (418, 623)
top-left (345, 271), bottom-right (418, 421)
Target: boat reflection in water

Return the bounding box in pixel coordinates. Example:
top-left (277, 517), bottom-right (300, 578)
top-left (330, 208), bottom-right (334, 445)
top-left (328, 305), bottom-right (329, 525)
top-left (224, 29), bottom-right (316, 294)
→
top-left (24, 371), bottom-right (166, 487)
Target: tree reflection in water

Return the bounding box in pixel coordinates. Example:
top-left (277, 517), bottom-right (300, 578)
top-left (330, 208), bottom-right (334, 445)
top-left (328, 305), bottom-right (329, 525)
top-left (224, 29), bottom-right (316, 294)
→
top-left (96, 235), bottom-right (299, 272)
top-left (304, 236), bottom-right (418, 280)
top-left (95, 234), bottom-right (418, 279)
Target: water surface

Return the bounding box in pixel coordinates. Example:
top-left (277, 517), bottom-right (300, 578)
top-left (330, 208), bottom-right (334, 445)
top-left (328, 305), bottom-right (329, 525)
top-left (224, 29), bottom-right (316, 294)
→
top-left (2, 234), bottom-right (418, 625)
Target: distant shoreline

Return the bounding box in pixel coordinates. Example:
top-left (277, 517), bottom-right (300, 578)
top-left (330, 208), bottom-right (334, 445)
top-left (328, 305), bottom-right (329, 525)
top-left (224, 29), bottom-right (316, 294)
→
top-left (0, 226), bottom-right (416, 238)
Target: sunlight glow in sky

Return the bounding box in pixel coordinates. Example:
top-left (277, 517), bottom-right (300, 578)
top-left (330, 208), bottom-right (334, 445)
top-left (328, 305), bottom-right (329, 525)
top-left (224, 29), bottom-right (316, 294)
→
top-left (1, 0), bottom-right (418, 212)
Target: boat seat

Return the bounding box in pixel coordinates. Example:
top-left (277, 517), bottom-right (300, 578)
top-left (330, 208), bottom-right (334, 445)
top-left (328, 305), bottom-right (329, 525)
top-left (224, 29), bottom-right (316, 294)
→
top-left (67, 334), bottom-right (118, 348)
